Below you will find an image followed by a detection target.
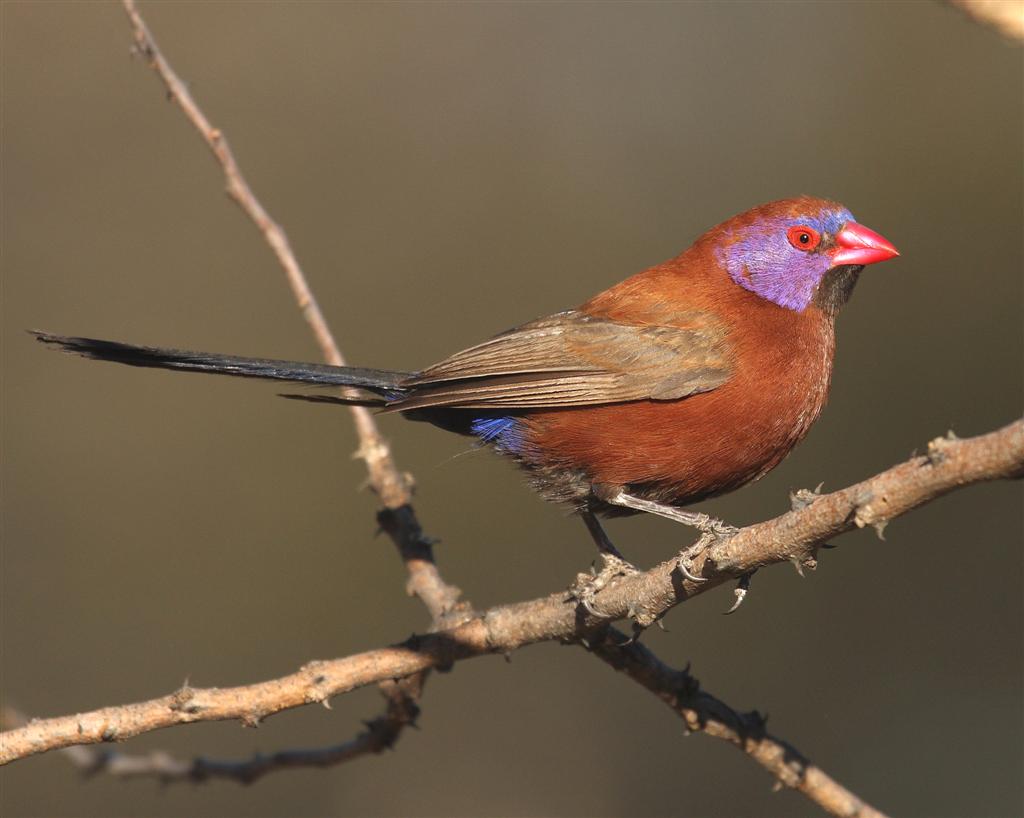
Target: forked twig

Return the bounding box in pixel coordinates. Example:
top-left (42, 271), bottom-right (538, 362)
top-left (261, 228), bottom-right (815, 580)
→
top-left (5, 418), bottom-right (1021, 818)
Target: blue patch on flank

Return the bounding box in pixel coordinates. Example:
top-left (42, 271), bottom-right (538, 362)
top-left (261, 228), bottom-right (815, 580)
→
top-left (471, 416), bottom-right (523, 453)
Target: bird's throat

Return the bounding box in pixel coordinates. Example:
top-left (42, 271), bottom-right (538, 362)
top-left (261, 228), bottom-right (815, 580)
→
top-left (813, 265), bottom-right (864, 315)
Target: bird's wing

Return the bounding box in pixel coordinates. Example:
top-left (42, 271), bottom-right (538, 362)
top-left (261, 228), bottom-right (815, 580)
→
top-left (390, 309), bottom-right (731, 411)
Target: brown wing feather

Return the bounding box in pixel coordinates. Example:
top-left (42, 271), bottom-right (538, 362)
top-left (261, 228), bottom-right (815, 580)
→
top-left (390, 309), bottom-right (731, 412)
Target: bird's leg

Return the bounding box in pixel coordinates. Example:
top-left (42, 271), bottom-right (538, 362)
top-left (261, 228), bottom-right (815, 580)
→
top-left (603, 491), bottom-right (738, 535)
top-left (569, 510), bottom-right (639, 617)
top-left (582, 509), bottom-right (638, 577)
top-left (603, 491), bottom-right (739, 582)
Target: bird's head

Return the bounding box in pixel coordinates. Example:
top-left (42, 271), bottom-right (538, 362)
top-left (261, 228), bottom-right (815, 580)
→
top-left (714, 196), bottom-right (899, 314)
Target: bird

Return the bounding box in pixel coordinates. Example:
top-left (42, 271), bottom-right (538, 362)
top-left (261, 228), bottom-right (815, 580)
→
top-left (34, 195), bottom-right (898, 610)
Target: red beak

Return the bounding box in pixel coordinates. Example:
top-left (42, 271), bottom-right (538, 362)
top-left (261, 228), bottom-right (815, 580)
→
top-left (832, 222), bottom-right (899, 266)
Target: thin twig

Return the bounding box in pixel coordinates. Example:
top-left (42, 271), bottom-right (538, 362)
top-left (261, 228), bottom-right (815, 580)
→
top-left (119, 0), bottom-right (441, 588)
top-left (591, 629), bottom-right (888, 818)
top-left (1, 678), bottom-right (421, 784)
top-left (4, 418), bottom-right (1020, 771)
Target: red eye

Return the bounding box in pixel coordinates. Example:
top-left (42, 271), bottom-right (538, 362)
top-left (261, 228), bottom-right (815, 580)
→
top-left (787, 226), bottom-right (821, 251)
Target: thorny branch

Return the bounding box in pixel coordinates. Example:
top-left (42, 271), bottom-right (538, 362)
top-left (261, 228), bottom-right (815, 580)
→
top-left (4, 419), bottom-right (1021, 808)
top-left (590, 629), bottom-right (887, 818)
top-left (3, 4), bottom-right (1020, 817)
top-left (1, 677), bottom-right (422, 786)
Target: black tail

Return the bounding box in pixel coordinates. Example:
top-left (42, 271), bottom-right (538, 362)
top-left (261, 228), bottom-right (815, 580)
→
top-left (32, 331), bottom-right (410, 401)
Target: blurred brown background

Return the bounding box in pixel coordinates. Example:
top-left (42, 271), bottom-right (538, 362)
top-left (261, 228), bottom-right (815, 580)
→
top-left (2, 2), bottom-right (1021, 817)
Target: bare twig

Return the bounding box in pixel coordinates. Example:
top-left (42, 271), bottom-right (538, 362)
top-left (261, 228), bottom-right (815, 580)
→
top-left (4, 418), bottom-right (1020, 771)
top-left (591, 629), bottom-right (888, 818)
top-left (119, 1), bottom-right (440, 548)
top-left (1, 678), bottom-right (421, 784)
top-left (705, 423), bottom-right (1024, 573)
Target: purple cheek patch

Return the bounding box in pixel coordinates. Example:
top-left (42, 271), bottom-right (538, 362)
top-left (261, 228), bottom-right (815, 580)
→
top-left (718, 209), bottom-right (853, 312)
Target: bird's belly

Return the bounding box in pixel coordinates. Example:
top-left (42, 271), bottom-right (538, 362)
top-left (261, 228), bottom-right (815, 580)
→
top-left (519, 372), bottom-right (828, 509)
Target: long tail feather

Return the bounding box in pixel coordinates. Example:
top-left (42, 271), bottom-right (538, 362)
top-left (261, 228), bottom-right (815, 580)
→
top-left (277, 392), bottom-right (386, 407)
top-left (32, 331), bottom-right (410, 397)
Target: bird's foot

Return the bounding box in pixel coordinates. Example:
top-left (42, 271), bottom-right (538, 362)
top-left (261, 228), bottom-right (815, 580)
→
top-left (569, 551), bottom-right (639, 618)
top-left (675, 519), bottom-right (739, 583)
top-left (602, 491), bottom-right (738, 541)
top-left (660, 509), bottom-right (739, 540)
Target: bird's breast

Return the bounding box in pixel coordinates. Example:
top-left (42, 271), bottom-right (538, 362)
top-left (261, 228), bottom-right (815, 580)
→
top-left (518, 302), bottom-right (837, 509)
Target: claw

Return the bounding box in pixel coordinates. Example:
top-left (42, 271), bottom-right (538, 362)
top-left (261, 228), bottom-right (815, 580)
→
top-left (723, 572), bottom-right (754, 614)
top-left (705, 518), bottom-right (740, 539)
top-left (676, 534), bottom-right (713, 583)
top-left (618, 626), bottom-right (640, 646)
top-left (724, 588), bottom-right (746, 614)
top-left (677, 552), bottom-right (707, 583)
top-left (581, 594), bottom-right (607, 619)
